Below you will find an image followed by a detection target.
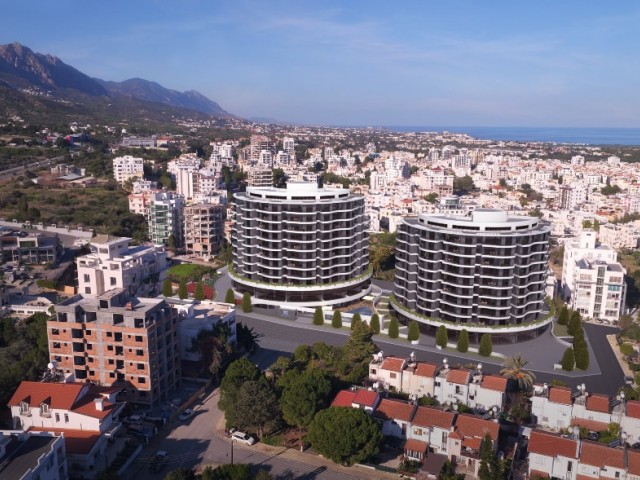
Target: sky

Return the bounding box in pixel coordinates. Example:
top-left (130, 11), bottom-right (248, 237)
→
top-left (3, 1), bottom-right (640, 128)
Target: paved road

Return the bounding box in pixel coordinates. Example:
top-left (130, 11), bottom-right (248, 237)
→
top-left (123, 387), bottom-right (394, 480)
top-left (238, 313), bottom-right (627, 396)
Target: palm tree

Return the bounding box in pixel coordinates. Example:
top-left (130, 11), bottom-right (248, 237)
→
top-left (500, 355), bottom-right (536, 391)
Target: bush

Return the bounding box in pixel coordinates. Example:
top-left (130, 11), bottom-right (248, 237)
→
top-left (457, 329), bottom-right (469, 353)
top-left (370, 313), bottom-right (380, 334)
top-left (557, 306), bottom-right (569, 326)
top-left (436, 325), bottom-right (448, 348)
top-left (332, 311), bottom-right (342, 329)
top-left (224, 288), bottom-right (235, 304)
top-left (313, 307), bottom-right (324, 325)
top-left (388, 317), bottom-right (399, 338)
top-left (162, 278), bottom-right (173, 297)
top-left (621, 343), bottom-right (635, 356)
top-left (479, 334), bottom-right (492, 357)
top-left (351, 313), bottom-right (362, 330)
top-left (575, 344), bottom-right (590, 370)
top-left (407, 321), bottom-right (420, 342)
top-left (36, 278), bottom-right (56, 290)
top-left (178, 280), bottom-right (188, 299)
top-left (241, 292), bottom-right (252, 313)
top-left (561, 347), bottom-right (575, 371)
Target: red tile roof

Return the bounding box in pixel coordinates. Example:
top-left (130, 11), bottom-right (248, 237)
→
top-left (481, 375), bottom-right (508, 392)
top-left (570, 418), bottom-right (609, 432)
top-left (627, 400), bottom-right (640, 419)
top-left (404, 438), bottom-right (429, 453)
top-left (380, 357), bottom-right (405, 372)
top-left (413, 363), bottom-right (437, 377)
top-left (628, 450), bottom-right (640, 476)
top-left (447, 369), bottom-right (471, 385)
top-left (331, 390), bottom-right (357, 408)
top-left (548, 386), bottom-right (573, 405)
top-left (29, 427), bottom-right (101, 455)
top-left (462, 437), bottom-right (483, 450)
top-left (412, 406), bottom-right (455, 429)
top-left (586, 394), bottom-right (610, 414)
top-left (528, 430), bottom-right (578, 459)
top-left (454, 414), bottom-right (499, 442)
top-left (373, 398), bottom-right (416, 422)
top-left (579, 441), bottom-right (624, 469)
top-left (9, 381), bottom-right (85, 410)
top-left (353, 389), bottom-right (379, 407)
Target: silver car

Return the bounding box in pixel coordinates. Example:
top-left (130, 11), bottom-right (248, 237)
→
top-left (230, 430), bottom-right (256, 445)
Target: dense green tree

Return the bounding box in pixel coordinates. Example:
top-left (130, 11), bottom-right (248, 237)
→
top-left (568, 311), bottom-right (582, 336)
top-left (235, 323), bottom-right (260, 353)
top-left (341, 320), bottom-right (378, 383)
top-left (224, 288), bottom-right (235, 304)
top-left (453, 175), bottom-right (475, 193)
top-left (479, 334), bottom-right (493, 357)
top-left (388, 317), bottom-right (399, 338)
top-left (436, 325), bottom-right (448, 348)
top-left (280, 369), bottom-right (332, 432)
top-left (219, 358), bottom-right (261, 422)
top-left (575, 342), bottom-right (590, 370)
top-left (500, 355), bottom-right (536, 391)
top-left (370, 313), bottom-right (380, 334)
top-left (232, 379), bottom-right (281, 438)
top-left (307, 407), bottom-right (382, 466)
top-left (457, 329), bottom-right (469, 353)
top-left (424, 192), bottom-right (439, 204)
top-left (178, 280), bottom-right (188, 299)
top-left (194, 282), bottom-right (205, 301)
top-left (561, 347), bottom-right (575, 371)
top-left (313, 307), bottom-right (324, 325)
top-left (332, 310), bottom-right (342, 328)
top-left (162, 279), bottom-right (173, 297)
top-left (557, 306), bottom-right (569, 326)
top-left (407, 321), bottom-right (420, 342)
top-left (164, 467), bottom-right (196, 480)
top-left (241, 292), bottom-right (252, 313)
top-left (351, 312), bottom-right (362, 330)
top-left (201, 464), bottom-right (253, 480)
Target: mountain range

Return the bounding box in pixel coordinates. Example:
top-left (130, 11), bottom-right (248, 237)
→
top-left (0, 42), bottom-right (233, 124)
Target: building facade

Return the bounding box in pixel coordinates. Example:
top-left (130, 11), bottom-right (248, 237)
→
top-left (393, 209), bottom-right (551, 340)
top-left (145, 191), bottom-right (185, 247)
top-left (231, 182), bottom-right (371, 307)
top-left (76, 235), bottom-right (167, 298)
top-left (112, 155), bottom-right (144, 184)
top-left (49, 289), bottom-right (180, 405)
top-left (184, 202), bottom-right (226, 258)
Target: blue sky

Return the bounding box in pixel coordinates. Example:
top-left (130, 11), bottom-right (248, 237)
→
top-left (3, 1), bottom-right (640, 127)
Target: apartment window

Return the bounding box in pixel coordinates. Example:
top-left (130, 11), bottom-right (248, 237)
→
top-left (415, 428), bottom-right (423, 436)
top-left (64, 413), bottom-right (69, 423)
top-left (108, 359), bottom-right (114, 365)
top-left (106, 332), bottom-right (112, 337)
top-left (110, 277), bottom-right (117, 286)
top-left (135, 335), bottom-right (143, 342)
top-left (83, 274), bottom-right (90, 282)
top-left (107, 345), bottom-right (114, 351)
top-left (371, 369), bottom-right (377, 375)
top-left (55, 413), bottom-right (60, 422)
top-left (390, 373), bottom-right (397, 379)
top-left (136, 349), bottom-right (144, 356)
top-left (137, 363), bottom-right (144, 370)
top-left (109, 372), bottom-right (115, 378)
top-left (85, 287), bottom-right (91, 294)
top-left (138, 377), bottom-right (146, 384)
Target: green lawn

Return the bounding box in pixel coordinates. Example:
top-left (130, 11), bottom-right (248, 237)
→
top-left (167, 263), bottom-right (217, 282)
top-left (553, 321), bottom-right (569, 337)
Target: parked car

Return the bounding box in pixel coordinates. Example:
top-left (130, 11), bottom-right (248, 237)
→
top-left (178, 408), bottom-right (194, 421)
top-left (123, 415), bottom-right (143, 425)
top-left (230, 429), bottom-right (256, 446)
top-left (625, 376), bottom-right (635, 386)
top-left (149, 450), bottom-right (168, 473)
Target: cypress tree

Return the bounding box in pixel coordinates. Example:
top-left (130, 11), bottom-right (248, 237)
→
top-left (479, 333), bottom-right (493, 357)
top-left (557, 306), bottom-right (569, 326)
top-left (408, 321), bottom-right (420, 342)
top-left (194, 282), bottom-right (205, 301)
top-left (568, 311), bottom-right (582, 336)
top-left (224, 288), bottom-right (235, 304)
top-left (162, 279), bottom-right (173, 297)
top-left (242, 292), bottom-right (253, 313)
top-left (575, 342), bottom-right (590, 370)
top-left (313, 307), bottom-right (324, 325)
top-left (561, 347), bottom-right (575, 371)
top-left (370, 314), bottom-right (380, 334)
top-left (388, 317), bottom-right (399, 338)
top-left (178, 280), bottom-right (188, 299)
top-left (457, 329), bottom-right (469, 353)
top-left (351, 313), bottom-right (362, 330)
top-left (436, 325), bottom-right (448, 348)
top-left (332, 311), bottom-right (342, 328)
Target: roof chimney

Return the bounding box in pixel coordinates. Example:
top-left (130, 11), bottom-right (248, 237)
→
top-left (94, 397), bottom-right (104, 411)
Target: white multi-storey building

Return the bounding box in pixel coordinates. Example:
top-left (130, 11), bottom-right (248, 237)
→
top-left (562, 230), bottom-right (626, 322)
top-left (146, 191), bottom-right (185, 247)
top-left (231, 182), bottom-right (371, 307)
top-left (76, 235), bottom-right (167, 298)
top-left (168, 155), bottom-right (202, 199)
top-left (393, 209), bottom-right (551, 341)
top-left (112, 155), bottom-right (144, 184)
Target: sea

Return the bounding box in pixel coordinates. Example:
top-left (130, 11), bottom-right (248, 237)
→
top-left (383, 126), bottom-right (640, 146)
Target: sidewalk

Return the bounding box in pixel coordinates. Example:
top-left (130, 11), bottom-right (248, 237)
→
top-left (606, 334), bottom-right (634, 378)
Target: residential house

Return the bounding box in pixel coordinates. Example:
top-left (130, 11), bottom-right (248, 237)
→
top-left (468, 374), bottom-right (508, 413)
top-left (436, 369), bottom-right (472, 407)
top-left (373, 398), bottom-right (417, 440)
top-left (571, 393), bottom-right (613, 434)
top-left (576, 441), bottom-right (625, 480)
top-left (621, 400), bottom-right (640, 444)
top-left (449, 414), bottom-right (500, 477)
top-left (407, 406), bottom-right (455, 459)
top-left (330, 389), bottom-right (380, 414)
top-left (527, 429), bottom-right (579, 480)
top-left (531, 385), bottom-right (574, 430)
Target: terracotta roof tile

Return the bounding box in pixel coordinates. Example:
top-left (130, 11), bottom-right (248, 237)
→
top-left (628, 449), bottom-right (640, 475)
top-left (380, 357), bottom-right (405, 373)
top-left (462, 437), bottom-right (482, 450)
top-left (412, 406), bottom-right (455, 429)
top-left (454, 414), bottom-right (499, 442)
top-left (373, 398), bottom-right (416, 422)
top-left (447, 369), bottom-right (471, 385)
top-left (353, 389), bottom-right (379, 407)
top-left (404, 438), bottom-right (429, 453)
top-left (29, 427), bottom-right (100, 455)
top-left (528, 430), bottom-right (578, 459)
top-left (586, 394), bottom-right (610, 414)
top-left (480, 375), bottom-right (508, 392)
top-left (9, 381), bottom-right (85, 410)
top-left (331, 390), bottom-right (357, 408)
top-left (570, 418), bottom-right (609, 432)
top-left (530, 469), bottom-right (550, 479)
top-left (413, 363), bottom-right (437, 377)
top-left (627, 400), bottom-right (640, 419)
top-left (548, 386), bottom-right (573, 405)
top-left (579, 441), bottom-right (624, 469)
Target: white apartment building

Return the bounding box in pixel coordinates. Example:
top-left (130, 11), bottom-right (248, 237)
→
top-left (0, 430), bottom-right (67, 480)
top-left (560, 183), bottom-right (588, 211)
top-left (146, 191), bottom-right (185, 247)
top-left (76, 235), bottom-right (167, 298)
top-left (562, 230), bottom-right (626, 322)
top-left (168, 155), bottom-right (202, 199)
top-left (599, 223), bottom-right (640, 250)
top-left (112, 155), bottom-right (144, 184)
